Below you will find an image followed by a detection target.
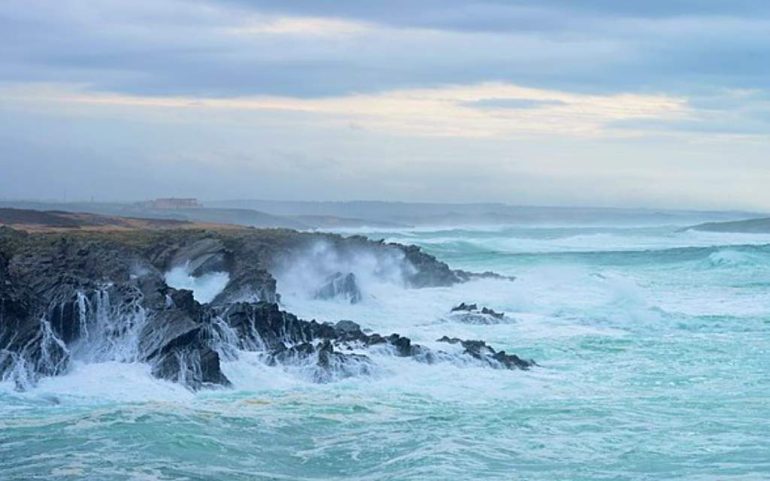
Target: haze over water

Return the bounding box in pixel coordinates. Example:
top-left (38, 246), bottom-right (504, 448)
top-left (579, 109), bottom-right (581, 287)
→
top-left (3, 223), bottom-right (769, 480)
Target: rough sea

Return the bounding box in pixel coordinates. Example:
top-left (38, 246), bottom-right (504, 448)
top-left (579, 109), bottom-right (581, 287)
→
top-left (2, 224), bottom-right (769, 480)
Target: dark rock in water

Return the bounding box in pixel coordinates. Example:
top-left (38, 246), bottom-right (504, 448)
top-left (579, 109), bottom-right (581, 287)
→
top-left (451, 302), bottom-right (478, 312)
top-left (481, 307), bottom-right (505, 320)
top-left (223, 301), bottom-right (336, 351)
top-left (217, 301), bottom-right (532, 379)
top-left (334, 320), bottom-right (361, 335)
top-left (0, 229), bottom-right (233, 390)
top-left (221, 302), bottom-right (374, 382)
top-left (437, 336), bottom-right (535, 370)
top-left (448, 303), bottom-right (507, 324)
top-left (0, 227), bottom-right (533, 391)
top-left (169, 238), bottom-right (231, 277)
top-left (214, 268), bottom-right (277, 306)
top-left (314, 272), bottom-right (362, 304)
top-left (394, 244), bottom-right (464, 287)
top-left (267, 339), bottom-right (373, 383)
top-left (152, 328), bottom-right (231, 389)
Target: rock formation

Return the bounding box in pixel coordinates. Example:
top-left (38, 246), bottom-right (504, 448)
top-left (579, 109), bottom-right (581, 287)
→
top-left (447, 302), bottom-right (509, 324)
top-left (0, 227), bottom-right (535, 391)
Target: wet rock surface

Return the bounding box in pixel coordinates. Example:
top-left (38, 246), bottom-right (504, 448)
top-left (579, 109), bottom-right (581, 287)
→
top-left (448, 303), bottom-right (509, 324)
top-left (437, 336), bottom-right (535, 370)
top-left (0, 227), bottom-right (535, 390)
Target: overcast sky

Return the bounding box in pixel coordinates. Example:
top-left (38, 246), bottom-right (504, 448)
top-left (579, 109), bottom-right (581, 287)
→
top-left (1, 0), bottom-right (769, 209)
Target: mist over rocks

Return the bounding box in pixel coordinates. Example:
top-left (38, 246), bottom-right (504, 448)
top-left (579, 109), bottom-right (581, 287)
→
top-left (313, 272), bottom-right (362, 304)
top-left (0, 226), bottom-right (535, 391)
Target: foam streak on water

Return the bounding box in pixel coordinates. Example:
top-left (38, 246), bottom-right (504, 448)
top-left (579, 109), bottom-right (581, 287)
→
top-left (2, 225), bottom-right (770, 480)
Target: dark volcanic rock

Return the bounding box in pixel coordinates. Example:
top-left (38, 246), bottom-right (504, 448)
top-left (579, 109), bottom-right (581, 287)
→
top-left (267, 339), bottom-right (374, 383)
top-left (169, 238), bottom-right (231, 277)
top-left (437, 336), bottom-right (535, 370)
top-left (451, 302), bottom-right (478, 312)
top-left (0, 255), bottom-right (69, 388)
top-left (394, 243), bottom-right (463, 287)
top-left (448, 303), bottom-right (508, 324)
top-left (334, 320), bottom-right (361, 335)
top-left (0, 229), bottom-right (233, 390)
top-left (0, 226), bottom-right (533, 391)
top-left (152, 327), bottom-right (231, 389)
top-left (223, 301), bottom-right (336, 351)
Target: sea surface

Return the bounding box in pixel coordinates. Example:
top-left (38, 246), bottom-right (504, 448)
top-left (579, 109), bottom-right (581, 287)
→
top-left (2, 224), bottom-right (770, 480)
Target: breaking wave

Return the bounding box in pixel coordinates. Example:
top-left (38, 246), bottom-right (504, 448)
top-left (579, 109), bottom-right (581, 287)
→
top-left (164, 264), bottom-right (229, 303)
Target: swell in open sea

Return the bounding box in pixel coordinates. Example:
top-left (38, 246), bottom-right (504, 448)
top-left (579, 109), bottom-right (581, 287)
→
top-left (2, 225), bottom-right (770, 480)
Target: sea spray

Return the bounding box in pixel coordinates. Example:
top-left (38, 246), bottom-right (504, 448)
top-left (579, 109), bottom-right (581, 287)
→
top-left (273, 239), bottom-right (415, 303)
top-left (164, 264), bottom-right (229, 304)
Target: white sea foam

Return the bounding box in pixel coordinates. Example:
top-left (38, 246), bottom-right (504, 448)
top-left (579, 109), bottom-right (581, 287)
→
top-left (13, 361), bottom-right (193, 404)
top-left (164, 264), bottom-right (229, 303)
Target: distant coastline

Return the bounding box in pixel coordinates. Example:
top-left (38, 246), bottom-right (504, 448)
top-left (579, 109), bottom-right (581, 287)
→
top-left (687, 217), bottom-right (770, 234)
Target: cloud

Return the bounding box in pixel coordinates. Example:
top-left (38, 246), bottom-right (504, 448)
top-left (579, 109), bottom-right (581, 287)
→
top-left (229, 17), bottom-right (371, 37)
top-left (1, 81), bottom-right (690, 138)
top-left (462, 98), bottom-right (568, 109)
top-left (2, 0), bottom-right (770, 99)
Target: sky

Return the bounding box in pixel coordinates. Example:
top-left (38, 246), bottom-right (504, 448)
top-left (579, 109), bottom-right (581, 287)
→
top-left (1, 0), bottom-right (769, 209)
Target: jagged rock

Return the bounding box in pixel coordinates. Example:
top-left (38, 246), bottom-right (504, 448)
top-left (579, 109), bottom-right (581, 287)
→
top-left (222, 302), bottom-right (336, 351)
top-left (0, 270), bottom-right (70, 389)
top-left (146, 232), bottom-right (278, 304)
top-left (213, 268), bottom-right (277, 305)
top-left (152, 329), bottom-right (231, 389)
top-left (169, 238), bottom-right (231, 277)
top-left (481, 307), bottom-right (504, 319)
top-left (394, 244), bottom-right (464, 287)
top-left (267, 339), bottom-right (373, 383)
top-left (314, 272), bottom-right (362, 304)
top-left (451, 302), bottom-right (478, 312)
top-left (0, 229), bottom-right (232, 390)
top-left (437, 336), bottom-right (534, 370)
top-left (0, 227), bottom-right (533, 391)
top-left (217, 301), bottom-right (534, 381)
top-left (447, 303), bottom-right (508, 324)
top-left (334, 320), bottom-right (361, 335)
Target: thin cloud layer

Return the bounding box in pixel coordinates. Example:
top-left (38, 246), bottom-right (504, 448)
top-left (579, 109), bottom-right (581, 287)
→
top-left (2, 82), bottom-right (688, 138)
top-left (3, 0), bottom-right (770, 97)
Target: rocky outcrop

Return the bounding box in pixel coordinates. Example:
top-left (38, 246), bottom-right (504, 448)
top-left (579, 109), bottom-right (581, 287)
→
top-left (391, 243), bottom-right (463, 287)
top-left (0, 227), bottom-right (534, 391)
top-left (0, 230), bottom-right (235, 390)
top-left (437, 336), bottom-right (534, 370)
top-left (215, 303), bottom-right (531, 382)
top-left (0, 246), bottom-right (69, 387)
top-left (447, 303), bottom-right (509, 324)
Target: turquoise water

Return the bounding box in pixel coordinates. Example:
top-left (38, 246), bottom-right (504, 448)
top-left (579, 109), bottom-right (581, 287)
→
top-left (2, 225), bottom-right (770, 480)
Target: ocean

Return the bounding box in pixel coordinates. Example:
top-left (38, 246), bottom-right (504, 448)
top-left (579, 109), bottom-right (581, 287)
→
top-left (2, 224), bottom-right (770, 480)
